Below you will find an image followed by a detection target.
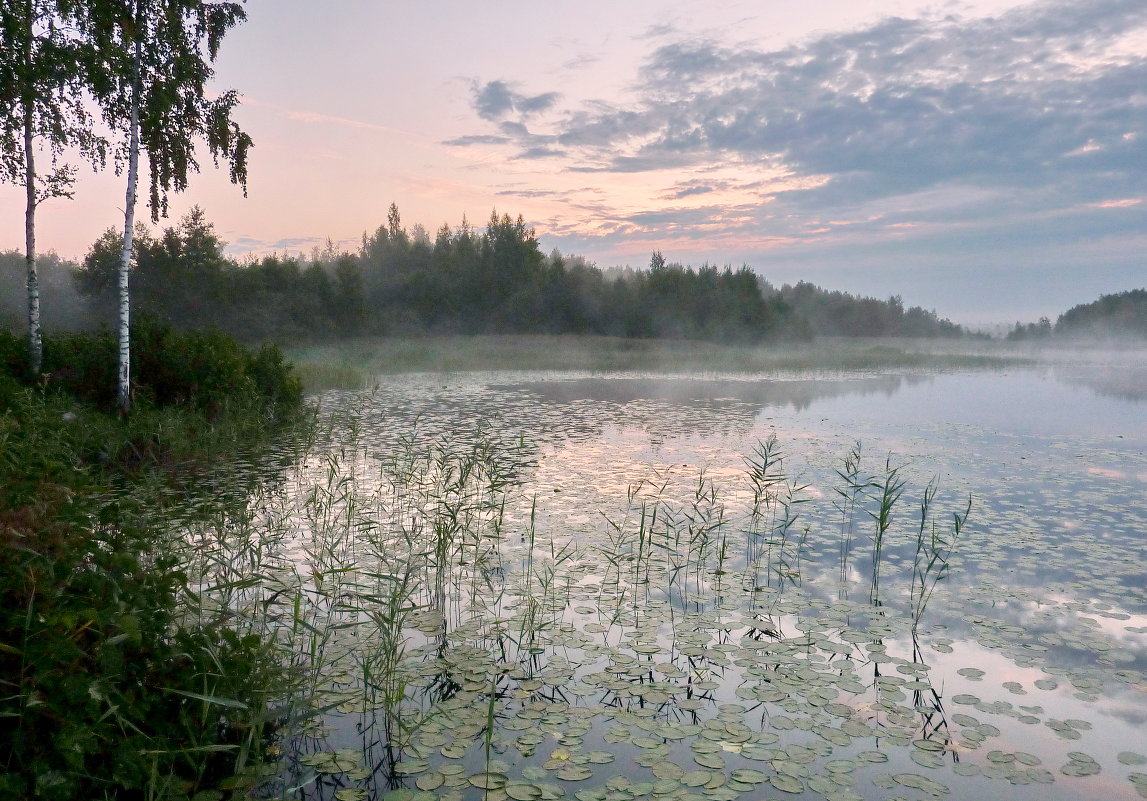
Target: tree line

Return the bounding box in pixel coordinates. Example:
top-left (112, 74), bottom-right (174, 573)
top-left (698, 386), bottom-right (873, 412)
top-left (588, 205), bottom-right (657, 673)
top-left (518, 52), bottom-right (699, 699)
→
top-left (5, 203), bottom-right (972, 344)
top-left (1006, 289), bottom-right (1147, 341)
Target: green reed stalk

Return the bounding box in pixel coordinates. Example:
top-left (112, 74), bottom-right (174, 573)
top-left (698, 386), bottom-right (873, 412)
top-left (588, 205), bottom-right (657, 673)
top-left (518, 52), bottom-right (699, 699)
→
top-left (868, 456), bottom-right (906, 604)
top-left (833, 441), bottom-right (866, 589)
top-left (911, 490), bottom-right (971, 630)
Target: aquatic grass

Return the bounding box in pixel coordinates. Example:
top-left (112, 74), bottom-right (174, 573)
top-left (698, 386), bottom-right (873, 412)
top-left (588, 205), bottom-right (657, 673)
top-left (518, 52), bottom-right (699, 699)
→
top-left (833, 440), bottom-right (866, 591)
top-left (0, 356), bottom-right (309, 800)
top-left (285, 335), bottom-right (1032, 376)
top-left (742, 436), bottom-right (786, 592)
top-left (292, 360), bottom-right (371, 394)
top-left (160, 395), bottom-right (1147, 801)
top-left (867, 456), bottom-right (906, 604)
top-left (911, 483), bottom-right (972, 630)
top-left (770, 478), bottom-right (812, 586)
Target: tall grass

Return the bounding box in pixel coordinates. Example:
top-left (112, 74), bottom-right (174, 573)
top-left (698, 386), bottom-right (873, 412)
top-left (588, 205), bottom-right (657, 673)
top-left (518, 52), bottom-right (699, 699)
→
top-left (867, 456), bottom-right (907, 604)
top-left (285, 334), bottom-right (1028, 376)
top-left (910, 484), bottom-right (972, 630)
top-left (833, 440), bottom-right (865, 592)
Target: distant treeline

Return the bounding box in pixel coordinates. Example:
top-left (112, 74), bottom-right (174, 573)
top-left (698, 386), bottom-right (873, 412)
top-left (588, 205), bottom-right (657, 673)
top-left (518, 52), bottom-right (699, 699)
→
top-left (1007, 289), bottom-right (1147, 341)
top-left (4, 204), bottom-right (971, 343)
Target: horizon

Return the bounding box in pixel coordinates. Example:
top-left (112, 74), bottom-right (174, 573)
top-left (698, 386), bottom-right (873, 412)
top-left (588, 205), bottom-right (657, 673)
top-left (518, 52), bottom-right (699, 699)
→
top-left (2, 0), bottom-right (1145, 327)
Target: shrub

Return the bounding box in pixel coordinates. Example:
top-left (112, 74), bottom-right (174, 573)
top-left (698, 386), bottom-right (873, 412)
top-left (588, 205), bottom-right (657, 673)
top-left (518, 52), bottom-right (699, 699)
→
top-left (0, 509), bottom-right (282, 799)
top-left (1, 321), bottom-right (303, 422)
top-left (0, 346), bottom-right (300, 799)
top-left (245, 342), bottom-right (303, 418)
top-left (40, 329), bottom-right (119, 408)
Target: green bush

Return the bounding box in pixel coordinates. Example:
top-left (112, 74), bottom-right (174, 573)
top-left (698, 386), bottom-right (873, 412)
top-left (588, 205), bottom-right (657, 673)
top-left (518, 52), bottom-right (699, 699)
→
top-left (0, 328), bottom-right (26, 379)
top-left (40, 329), bottom-right (119, 408)
top-left (1, 321), bottom-right (303, 421)
top-left (0, 344), bottom-right (301, 799)
top-left (245, 342), bottom-right (303, 417)
top-left (132, 318), bottom-right (255, 414)
top-left (0, 509), bottom-right (281, 799)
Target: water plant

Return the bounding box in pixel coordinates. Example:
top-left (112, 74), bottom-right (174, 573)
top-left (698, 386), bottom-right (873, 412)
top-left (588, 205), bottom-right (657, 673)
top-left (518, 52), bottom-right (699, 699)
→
top-left (832, 440), bottom-right (866, 591)
top-left (25, 355), bottom-right (1145, 801)
top-left (867, 455), bottom-right (906, 604)
top-left (910, 481), bottom-right (972, 630)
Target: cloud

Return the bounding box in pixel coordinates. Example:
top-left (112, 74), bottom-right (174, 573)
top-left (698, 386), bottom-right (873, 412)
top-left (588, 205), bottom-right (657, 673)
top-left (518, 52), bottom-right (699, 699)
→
top-left (472, 80), bottom-right (560, 122)
top-left (562, 53), bottom-right (600, 72)
top-left (270, 236), bottom-right (323, 250)
top-left (459, 0), bottom-right (1147, 209)
top-left (442, 134), bottom-right (511, 146)
top-left (636, 23), bottom-right (677, 40)
top-left (496, 188), bottom-right (564, 198)
top-left (519, 146), bottom-right (566, 160)
top-left (665, 182), bottom-right (718, 199)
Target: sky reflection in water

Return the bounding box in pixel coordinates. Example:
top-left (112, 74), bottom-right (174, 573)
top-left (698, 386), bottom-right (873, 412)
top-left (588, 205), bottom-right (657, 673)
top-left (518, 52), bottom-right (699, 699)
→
top-left (299, 363), bottom-right (1147, 801)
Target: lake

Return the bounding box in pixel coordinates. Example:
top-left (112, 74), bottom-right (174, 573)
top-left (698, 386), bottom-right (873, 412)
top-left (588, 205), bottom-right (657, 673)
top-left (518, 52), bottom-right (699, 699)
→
top-left (228, 353), bottom-right (1147, 801)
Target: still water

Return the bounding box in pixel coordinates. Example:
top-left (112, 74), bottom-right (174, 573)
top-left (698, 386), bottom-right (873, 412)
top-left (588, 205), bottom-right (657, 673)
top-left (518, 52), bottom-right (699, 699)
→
top-left (261, 359), bottom-right (1147, 801)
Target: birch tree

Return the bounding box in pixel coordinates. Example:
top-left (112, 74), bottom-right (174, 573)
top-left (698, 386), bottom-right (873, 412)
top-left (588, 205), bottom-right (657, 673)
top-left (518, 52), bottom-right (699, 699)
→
top-left (88, 0), bottom-right (250, 413)
top-left (0, 1), bottom-right (104, 375)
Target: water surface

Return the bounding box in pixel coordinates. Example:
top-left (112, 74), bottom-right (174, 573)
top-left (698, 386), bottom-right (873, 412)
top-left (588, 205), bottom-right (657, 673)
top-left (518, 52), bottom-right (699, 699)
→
top-left (251, 360), bottom-right (1147, 801)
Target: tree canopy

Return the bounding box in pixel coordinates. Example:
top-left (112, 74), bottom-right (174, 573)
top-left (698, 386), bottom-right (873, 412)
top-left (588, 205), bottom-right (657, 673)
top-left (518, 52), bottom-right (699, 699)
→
top-left (67, 205), bottom-right (974, 345)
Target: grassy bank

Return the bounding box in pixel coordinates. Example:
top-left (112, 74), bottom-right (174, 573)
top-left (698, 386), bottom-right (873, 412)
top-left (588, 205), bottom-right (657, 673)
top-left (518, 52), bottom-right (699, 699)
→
top-left (287, 334), bottom-right (1029, 390)
top-left (0, 325), bottom-right (307, 800)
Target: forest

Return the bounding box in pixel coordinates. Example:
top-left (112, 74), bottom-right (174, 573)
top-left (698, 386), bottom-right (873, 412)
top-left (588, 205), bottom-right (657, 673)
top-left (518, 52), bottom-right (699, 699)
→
top-left (1007, 288), bottom-right (1147, 341)
top-left (2, 204), bottom-right (971, 345)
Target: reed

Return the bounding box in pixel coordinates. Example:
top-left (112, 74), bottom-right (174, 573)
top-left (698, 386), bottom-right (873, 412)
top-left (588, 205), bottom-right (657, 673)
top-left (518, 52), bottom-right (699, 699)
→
top-left (910, 485), bottom-right (972, 630)
top-left (867, 456), bottom-right (906, 604)
top-left (833, 440), bottom-right (866, 590)
top-left (72, 394), bottom-right (975, 799)
top-left (286, 335), bottom-right (1028, 376)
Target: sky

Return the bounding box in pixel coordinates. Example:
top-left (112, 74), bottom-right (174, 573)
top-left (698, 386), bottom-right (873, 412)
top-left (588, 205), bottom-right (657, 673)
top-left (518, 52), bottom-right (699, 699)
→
top-left (2, 0), bottom-right (1145, 326)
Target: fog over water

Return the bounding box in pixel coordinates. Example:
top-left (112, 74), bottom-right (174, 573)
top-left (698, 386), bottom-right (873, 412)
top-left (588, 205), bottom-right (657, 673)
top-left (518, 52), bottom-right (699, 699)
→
top-left (202, 343), bottom-right (1147, 801)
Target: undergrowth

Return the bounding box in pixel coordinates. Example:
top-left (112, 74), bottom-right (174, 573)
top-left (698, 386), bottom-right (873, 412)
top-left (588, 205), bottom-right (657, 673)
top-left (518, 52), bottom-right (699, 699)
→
top-left (0, 324), bottom-right (308, 800)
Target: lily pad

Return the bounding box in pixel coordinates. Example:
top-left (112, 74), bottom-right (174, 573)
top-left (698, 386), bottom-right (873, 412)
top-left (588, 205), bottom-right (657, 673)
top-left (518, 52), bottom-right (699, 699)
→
top-left (769, 774), bottom-right (805, 794)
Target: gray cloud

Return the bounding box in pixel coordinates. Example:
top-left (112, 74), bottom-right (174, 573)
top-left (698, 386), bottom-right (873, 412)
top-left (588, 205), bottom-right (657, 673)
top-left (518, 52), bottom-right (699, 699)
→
top-left (270, 236), bottom-right (324, 250)
top-left (472, 80), bottom-right (560, 122)
top-left (668, 183), bottom-right (715, 199)
top-left (519, 146), bottom-right (566, 160)
top-left (562, 53), bottom-right (600, 72)
top-left (442, 134), bottom-right (512, 146)
top-left (440, 133), bottom-right (509, 145)
top-left (636, 23), bottom-right (676, 40)
top-left (460, 0), bottom-right (1146, 208)
top-left (634, 1), bottom-right (1147, 206)
top-left (495, 188), bottom-right (564, 198)
top-left (223, 235), bottom-right (337, 257)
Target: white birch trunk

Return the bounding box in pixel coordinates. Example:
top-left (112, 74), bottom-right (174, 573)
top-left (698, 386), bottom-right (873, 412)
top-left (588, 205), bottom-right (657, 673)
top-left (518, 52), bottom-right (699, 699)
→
top-left (22, 6), bottom-right (41, 377)
top-left (117, 40), bottom-right (141, 415)
top-left (24, 99), bottom-right (41, 377)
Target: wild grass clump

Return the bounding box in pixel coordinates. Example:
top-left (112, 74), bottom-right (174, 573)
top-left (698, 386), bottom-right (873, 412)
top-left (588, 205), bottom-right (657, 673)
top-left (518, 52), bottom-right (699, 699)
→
top-left (290, 360), bottom-right (371, 393)
top-left (0, 325), bottom-right (309, 800)
top-left (0, 504), bottom-right (285, 800)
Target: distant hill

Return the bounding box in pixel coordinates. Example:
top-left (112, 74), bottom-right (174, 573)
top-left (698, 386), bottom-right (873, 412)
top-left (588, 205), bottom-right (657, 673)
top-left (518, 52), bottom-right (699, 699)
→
top-left (1007, 288), bottom-right (1147, 341)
